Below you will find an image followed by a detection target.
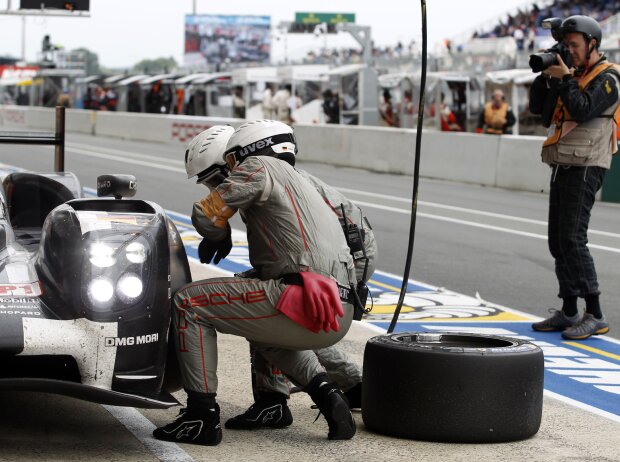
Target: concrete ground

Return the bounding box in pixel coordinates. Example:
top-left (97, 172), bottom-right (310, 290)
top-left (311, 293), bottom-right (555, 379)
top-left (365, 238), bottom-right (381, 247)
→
top-left (0, 261), bottom-right (617, 462)
top-left (140, 262), bottom-right (620, 462)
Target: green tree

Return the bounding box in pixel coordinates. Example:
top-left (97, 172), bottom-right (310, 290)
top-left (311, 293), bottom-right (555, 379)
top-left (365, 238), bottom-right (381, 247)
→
top-left (132, 57), bottom-right (178, 74)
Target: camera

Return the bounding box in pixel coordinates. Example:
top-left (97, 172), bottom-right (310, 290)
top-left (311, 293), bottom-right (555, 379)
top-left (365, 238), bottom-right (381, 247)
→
top-left (529, 18), bottom-right (572, 72)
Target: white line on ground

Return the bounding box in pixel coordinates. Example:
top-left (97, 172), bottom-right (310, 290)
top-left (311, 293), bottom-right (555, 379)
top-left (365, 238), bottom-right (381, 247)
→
top-left (67, 142), bottom-right (183, 166)
top-left (103, 405), bottom-right (195, 462)
top-left (543, 390), bottom-right (620, 424)
top-left (65, 147), bottom-right (186, 173)
top-left (353, 199), bottom-right (620, 254)
top-left (67, 145), bottom-right (619, 242)
top-left (337, 186), bottom-right (620, 239)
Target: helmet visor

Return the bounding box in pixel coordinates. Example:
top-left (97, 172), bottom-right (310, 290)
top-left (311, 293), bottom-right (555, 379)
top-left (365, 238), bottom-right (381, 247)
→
top-left (197, 164), bottom-right (228, 189)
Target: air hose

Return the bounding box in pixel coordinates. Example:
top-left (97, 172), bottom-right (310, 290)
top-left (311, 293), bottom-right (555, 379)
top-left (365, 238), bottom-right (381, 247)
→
top-left (387, 0), bottom-right (427, 333)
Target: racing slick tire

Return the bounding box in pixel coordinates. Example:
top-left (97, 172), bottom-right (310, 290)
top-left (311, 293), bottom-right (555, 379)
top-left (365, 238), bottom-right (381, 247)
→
top-left (362, 332), bottom-right (544, 443)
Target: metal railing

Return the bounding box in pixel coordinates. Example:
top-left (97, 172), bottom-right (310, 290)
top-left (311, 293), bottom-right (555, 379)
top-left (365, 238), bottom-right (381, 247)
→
top-left (0, 106), bottom-right (65, 172)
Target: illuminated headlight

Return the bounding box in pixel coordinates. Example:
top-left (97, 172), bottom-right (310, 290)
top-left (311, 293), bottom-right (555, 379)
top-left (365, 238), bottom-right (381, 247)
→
top-left (118, 274), bottom-right (143, 301)
top-left (126, 242), bottom-right (147, 263)
top-left (89, 278), bottom-right (114, 303)
top-left (90, 243), bottom-right (116, 267)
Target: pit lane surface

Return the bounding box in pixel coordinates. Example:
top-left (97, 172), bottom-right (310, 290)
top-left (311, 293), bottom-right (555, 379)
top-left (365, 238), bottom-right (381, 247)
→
top-left (1, 132), bottom-right (619, 332)
top-left (1, 133), bottom-right (620, 460)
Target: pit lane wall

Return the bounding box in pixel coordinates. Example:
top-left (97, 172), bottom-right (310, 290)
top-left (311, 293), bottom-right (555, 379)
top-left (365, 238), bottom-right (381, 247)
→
top-left (0, 105), bottom-right (550, 193)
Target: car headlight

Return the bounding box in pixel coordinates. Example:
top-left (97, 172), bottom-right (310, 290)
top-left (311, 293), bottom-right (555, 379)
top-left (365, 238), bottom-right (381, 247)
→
top-left (82, 232), bottom-right (153, 311)
top-left (88, 278), bottom-right (114, 303)
top-left (117, 274), bottom-right (143, 301)
top-left (125, 242), bottom-right (147, 263)
top-left (90, 242), bottom-right (116, 267)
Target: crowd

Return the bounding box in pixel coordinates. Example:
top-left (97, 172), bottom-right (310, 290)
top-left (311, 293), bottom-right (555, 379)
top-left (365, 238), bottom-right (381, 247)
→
top-left (299, 40), bottom-right (418, 66)
top-left (473, 0), bottom-right (620, 50)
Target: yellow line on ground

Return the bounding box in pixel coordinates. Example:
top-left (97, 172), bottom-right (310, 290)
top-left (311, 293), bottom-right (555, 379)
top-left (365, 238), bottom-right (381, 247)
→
top-left (368, 279), bottom-right (402, 292)
top-left (563, 341), bottom-right (620, 361)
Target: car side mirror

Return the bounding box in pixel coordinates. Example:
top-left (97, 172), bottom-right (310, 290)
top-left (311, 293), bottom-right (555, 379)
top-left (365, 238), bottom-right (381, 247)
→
top-left (97, 174), bottom-right (137, 200)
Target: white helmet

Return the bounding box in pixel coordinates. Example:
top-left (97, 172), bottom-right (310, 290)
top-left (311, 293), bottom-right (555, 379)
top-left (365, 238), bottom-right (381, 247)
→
top-left (223, 119), bottom-right (297, 169)
top-left (185, 125), bottom-right (234, 187)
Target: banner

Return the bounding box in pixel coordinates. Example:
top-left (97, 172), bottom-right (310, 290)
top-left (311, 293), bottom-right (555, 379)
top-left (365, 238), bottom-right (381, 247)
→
top-left (185, 15), bottom-right (271, 69)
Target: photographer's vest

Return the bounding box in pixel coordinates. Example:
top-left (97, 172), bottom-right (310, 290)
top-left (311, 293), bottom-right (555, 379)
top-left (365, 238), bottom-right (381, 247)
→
top-left (483, 102), bottom-right (509, 134)
top-left (542, 62), bottom-right (620, 169)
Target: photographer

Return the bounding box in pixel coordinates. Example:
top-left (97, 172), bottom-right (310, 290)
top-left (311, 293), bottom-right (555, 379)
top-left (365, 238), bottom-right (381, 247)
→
top-left (529, 15), bottom-right (617, 340)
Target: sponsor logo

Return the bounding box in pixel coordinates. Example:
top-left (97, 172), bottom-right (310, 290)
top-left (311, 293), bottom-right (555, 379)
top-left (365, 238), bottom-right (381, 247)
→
top-left (0, 297), bottom-right (41, 305)
top-left (238, 137), bottom-right (273, 157)
top-left (105, 332), bottom-right (159, 347)
top-left (0, 310), bottom-right (41, 316)
top-left (181, 290), bottom-right (267, 308)
top-left (0, 283), bottom-right (42, 297)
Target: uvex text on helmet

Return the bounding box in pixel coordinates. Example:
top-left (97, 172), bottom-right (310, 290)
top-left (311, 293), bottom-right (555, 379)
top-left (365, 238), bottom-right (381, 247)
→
top-left (224, 119), bottom-right (297, 167)
top-left (561, 15), bottom-right (602, 47)
top-left (184, 126), bottom-right (234, 183)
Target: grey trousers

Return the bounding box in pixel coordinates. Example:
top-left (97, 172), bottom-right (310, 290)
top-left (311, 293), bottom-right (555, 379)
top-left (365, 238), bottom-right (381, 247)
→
top-left (252, 230), bottom-right (378, 395)
top-left (252, 344), bottom-right (361, 395)
top-left (172, 276), bottom-right (353, 394)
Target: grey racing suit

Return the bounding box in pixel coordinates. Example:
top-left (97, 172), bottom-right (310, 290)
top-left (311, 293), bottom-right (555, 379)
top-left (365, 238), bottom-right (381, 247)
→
top-left (174, 155), bottom-right (356, 394)
top-left (253, 168), bottom-right (378, 395)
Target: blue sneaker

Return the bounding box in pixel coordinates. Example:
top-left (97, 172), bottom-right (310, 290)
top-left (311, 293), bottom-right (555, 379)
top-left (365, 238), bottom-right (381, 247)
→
top-left (562, 313), bottom-right (609, 340)
top-left (532, 309), bottom-right (580, 332)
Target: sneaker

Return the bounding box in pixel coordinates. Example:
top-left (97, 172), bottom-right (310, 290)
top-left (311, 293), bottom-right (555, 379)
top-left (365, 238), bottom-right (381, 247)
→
top-left (153, 405), bottom-right (222, 446)
top-left (344, 382), bottom-right (362, 411)
top-left (225, 393), bottom-right (293, 430)
top-left (309, 380), bottom-right (356, 440)
top-left (562, 313), bottom-right (610, 340)
top-left (532, 309), bottom-right (580, 332)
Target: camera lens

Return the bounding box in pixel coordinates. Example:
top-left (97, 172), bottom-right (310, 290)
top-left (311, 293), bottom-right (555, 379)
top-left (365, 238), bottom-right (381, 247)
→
top-left (529, 52), bottom-right (557, 72)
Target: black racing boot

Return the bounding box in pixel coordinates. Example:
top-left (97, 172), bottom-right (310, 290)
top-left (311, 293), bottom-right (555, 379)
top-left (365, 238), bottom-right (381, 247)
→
top-left (153, 391), bottom-right (222, 446)
top-left (225, 392), bottom-right (293, 430)
top-left (306, 373), bottom-right (356, 440)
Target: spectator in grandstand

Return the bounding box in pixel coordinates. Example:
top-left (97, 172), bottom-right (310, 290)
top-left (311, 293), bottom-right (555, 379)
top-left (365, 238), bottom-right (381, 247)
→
top-left (476, 89), bottom-right (515, 134)
top-left (514, 26), bottom-right (525, 51)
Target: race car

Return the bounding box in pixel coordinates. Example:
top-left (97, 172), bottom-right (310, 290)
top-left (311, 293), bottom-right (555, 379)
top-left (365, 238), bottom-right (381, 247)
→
top-left (0, 171), bottom-right (189, 408)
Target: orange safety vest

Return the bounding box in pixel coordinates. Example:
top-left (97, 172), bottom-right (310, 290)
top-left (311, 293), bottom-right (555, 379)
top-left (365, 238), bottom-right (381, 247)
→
top-left (543, 62), bottom-right (620, 153)
top-left (483, 102), bottom-right (509, 134)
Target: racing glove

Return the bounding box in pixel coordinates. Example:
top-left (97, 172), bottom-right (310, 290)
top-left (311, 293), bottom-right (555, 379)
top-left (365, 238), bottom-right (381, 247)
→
top-left (300, 272), bottom-right (344, 333)
top-left (198, 225), bottom-right (233, 264)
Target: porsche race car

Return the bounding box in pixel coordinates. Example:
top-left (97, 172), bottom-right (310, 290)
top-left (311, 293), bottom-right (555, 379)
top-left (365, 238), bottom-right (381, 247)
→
top-left (0, 171), bottom-right (189, 408)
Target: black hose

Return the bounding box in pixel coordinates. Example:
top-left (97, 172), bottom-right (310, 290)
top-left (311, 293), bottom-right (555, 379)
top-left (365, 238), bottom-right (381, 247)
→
top-left (387, 0), bottom-right (427, 334)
